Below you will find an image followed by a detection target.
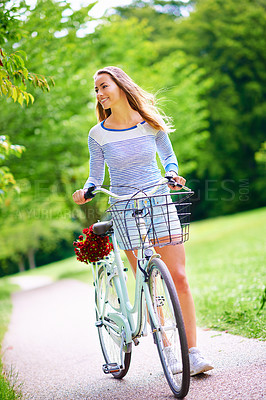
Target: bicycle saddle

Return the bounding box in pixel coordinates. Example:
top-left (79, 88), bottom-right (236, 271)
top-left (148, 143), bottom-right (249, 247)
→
top-left (93, 220), bottom-right (113, 236)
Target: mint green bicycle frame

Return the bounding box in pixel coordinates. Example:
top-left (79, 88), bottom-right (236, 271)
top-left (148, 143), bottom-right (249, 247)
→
top-left (92, 216), bottom-right (161, 343)
top-left (91, 179), bottom-right (173, 367)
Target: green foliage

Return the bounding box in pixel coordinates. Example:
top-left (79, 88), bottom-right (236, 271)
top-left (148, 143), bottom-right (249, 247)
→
top-left (146, 50), bottom-right (212, 174)
top-left (172, 0), bottom-right (266, 215)
top-left (0, 278), bottom-right (17, 343)
top-left (0, 0), bottom-right (100, 274)
top-left (0, 48), bottom-right (53, 105)
top-left (0, 0), bottom-right (54, 206)
top-left (258, 287), bottom-right (266, 313)
top-left (0, 0), bottom-right (27, 44)
top-left (0, 135), bottom-right (25, 200)
top-left (0, 1), bottom-right (54, 105)
top-left (0, 366), bottom-right (23, 400)
top-left (255, 141), bottom-right (266, 167)
top-left (116, 0), bottom-right (194, 20)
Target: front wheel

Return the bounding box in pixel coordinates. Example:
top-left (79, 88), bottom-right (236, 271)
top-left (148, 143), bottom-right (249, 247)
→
top-left (148, 258), bottom-right (190, 398)
top-left (95, 264), bottom-right (131, 379)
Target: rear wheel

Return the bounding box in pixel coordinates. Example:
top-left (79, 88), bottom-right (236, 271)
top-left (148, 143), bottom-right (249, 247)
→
top-left (95, 264), bottom-right (131, 379)
top-left (148, 258), bottom-right (190, 398)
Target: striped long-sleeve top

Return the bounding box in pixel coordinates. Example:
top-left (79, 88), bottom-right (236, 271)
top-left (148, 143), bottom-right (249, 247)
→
top-left (83, 120), bottom-right (178, 196)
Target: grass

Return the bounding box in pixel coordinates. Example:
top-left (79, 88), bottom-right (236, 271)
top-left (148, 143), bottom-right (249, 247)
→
top-left (8, 249), bottom-right (137, 299)
top-left (0, 279), bottom-right (22, 399)
top-left (185, 207), bottom-right (266, 339)
top-left (14, 256), bottom-right (92, 283)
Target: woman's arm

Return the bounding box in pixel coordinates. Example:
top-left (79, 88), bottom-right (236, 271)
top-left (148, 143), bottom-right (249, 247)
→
top-left (83, 136), bottom-right (105, 189)
top-left (156, 131), bottom-right (186, 189)
top-left (73, 135), bottom-right (105, 205)
top-left (156, 130), bottom-right (179, 173)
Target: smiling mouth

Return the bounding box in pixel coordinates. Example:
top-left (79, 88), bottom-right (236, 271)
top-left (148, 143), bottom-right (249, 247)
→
top-left (101, 98), bottom-right (108, 104)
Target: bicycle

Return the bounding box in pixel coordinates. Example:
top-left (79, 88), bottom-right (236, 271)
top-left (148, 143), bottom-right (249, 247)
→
top-left (84, 176), bottom-right (193, 398)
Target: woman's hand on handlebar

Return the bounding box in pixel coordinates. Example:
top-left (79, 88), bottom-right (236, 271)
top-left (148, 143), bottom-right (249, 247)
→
top-left (165, 172), bottom-right (186, 190)
top-left (72, 189), bottom-right (92, 205)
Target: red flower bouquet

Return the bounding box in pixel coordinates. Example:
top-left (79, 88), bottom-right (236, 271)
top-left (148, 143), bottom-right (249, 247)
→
top-left (73, 226), bottom-right (113, 264)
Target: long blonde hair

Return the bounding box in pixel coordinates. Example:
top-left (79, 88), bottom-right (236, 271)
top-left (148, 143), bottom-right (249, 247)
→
top-left (94, 66), bottom-right (173, 133)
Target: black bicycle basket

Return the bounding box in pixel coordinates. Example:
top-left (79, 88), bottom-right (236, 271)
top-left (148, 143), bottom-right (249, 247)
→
top-left (106, 191), bottom-right (193, 251)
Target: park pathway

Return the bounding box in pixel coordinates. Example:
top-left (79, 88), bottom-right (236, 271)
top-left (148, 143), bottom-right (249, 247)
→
top-left (2, 278), bottom-right (265, 400)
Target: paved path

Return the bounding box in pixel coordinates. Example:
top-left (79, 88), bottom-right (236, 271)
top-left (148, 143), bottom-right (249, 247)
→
top-left (2, 278), bottom-right (266, 400)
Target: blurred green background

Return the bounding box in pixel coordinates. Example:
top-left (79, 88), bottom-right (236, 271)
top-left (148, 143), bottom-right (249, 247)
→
top-left (1, 0), bottom-right (265, 275)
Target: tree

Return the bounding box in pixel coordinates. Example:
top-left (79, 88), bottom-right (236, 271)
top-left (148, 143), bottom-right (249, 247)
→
top-left (0, 1), bottom-right (52, 105)
top-left (115, 0), bottom-right (193, 60)
top-left (0, 0), bottom-right (53, 202)
top-left (0, 0), bottom-right (99, 274)
top-left (172, 0), bottom-right (266, 216)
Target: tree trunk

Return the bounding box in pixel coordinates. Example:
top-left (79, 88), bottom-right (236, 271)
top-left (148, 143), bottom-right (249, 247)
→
top-left (18, 256), bottom-right (25, 272)
top-left (28, 248), bottom-right (36, 269)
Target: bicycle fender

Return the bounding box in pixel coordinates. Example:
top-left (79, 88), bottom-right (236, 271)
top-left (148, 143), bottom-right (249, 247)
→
top-left (147, 254), bottom-right (161, 267)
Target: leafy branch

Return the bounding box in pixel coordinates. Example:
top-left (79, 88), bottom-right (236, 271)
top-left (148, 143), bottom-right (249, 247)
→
top-left (0, 48), bottom-right (55, 105)
top-left (0, 0), bottom-right (55, 199)
top-left (0, 135), bottom-right (25, 199)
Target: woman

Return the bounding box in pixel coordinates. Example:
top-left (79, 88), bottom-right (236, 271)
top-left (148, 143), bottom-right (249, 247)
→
top-left (73, 66), bottom-right (213, 376)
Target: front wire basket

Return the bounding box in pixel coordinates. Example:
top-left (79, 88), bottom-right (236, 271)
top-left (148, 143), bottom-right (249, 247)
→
top-left (107, 191), bottom-right (193, 251)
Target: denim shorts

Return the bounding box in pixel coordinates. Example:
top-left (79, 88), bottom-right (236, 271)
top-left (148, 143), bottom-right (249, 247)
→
top-left (109, 194), bottom-right (182, 251)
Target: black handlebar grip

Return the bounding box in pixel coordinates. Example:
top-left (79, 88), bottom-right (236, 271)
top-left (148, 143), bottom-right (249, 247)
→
top-left (84, 186), bottom-right (96, 200)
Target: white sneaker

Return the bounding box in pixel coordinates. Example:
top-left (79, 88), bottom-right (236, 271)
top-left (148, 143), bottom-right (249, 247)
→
top-left (164, 346), bottom-right (182, 374)
top-left (189, 347), bottom-right (214, 376)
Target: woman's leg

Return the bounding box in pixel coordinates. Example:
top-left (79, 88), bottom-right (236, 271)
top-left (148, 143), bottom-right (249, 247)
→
top-left (125, 249), bottom-right (137, 277)
top-left (125, 244), bottom-right (197, 349)
top-left (156, 244), bottom-right (197, 349)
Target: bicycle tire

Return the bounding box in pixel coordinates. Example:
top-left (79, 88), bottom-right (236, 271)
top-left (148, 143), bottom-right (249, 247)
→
top-left (148, 258), bottom-right (190, 398)
top-left (95, 264), bottom-right (131, 379)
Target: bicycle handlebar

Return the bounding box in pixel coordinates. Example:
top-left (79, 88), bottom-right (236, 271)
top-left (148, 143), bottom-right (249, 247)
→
top-left (84, 177), bottom-right (191, 201)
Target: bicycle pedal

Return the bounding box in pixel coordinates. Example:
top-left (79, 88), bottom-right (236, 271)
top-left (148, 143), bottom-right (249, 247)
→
top-left (102, 363), bottom-right (121, 374)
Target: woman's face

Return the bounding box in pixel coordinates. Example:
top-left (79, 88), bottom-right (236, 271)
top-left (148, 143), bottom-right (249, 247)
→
top-left (94, 73), bottom-right (124, 109)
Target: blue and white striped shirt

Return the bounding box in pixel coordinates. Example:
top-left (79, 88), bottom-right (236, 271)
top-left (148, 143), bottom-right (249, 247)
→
top-left (83, 120), bottom-right (178, 196)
